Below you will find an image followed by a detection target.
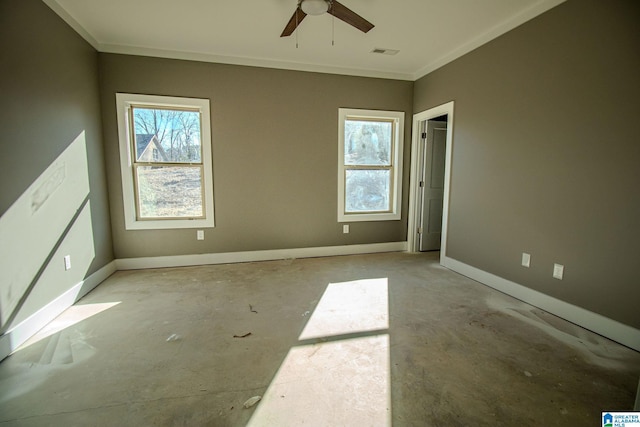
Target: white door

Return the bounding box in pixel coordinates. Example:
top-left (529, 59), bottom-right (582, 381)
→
top-left (418, 119), bottom-right (447, 251)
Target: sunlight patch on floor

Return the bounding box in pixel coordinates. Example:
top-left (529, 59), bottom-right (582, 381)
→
top-left (299, 278), bottom-right (389, 340)
top-left (248, 335), bottom-right (390, 426)
top-left (15, 302), bottom-right (120, 352)
top-left (248, 277), bottom-right (391, 426)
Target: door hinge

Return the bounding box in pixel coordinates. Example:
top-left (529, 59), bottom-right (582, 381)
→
top-left (421, 132), bottom-right (427, 139)
top-left (419, 181), bottom-right (425, 188)
top-left (417, 227), bottom-right (423, 234)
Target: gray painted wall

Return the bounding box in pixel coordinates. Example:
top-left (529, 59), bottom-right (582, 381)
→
top-left (414, 0), bottom-right (640, 328)
top-left (0, 0), bottom-right (113, 329)
top-left (99, 55), bottom-right (413, 259)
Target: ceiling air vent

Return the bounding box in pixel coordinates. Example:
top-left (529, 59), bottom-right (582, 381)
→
top-left (371, 48), bottom-right (399, 55)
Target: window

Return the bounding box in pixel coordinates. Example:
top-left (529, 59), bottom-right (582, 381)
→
top-left (116, 93), bottom-right (214, 230)
top-left (338, 109), bottom-right (404, 222)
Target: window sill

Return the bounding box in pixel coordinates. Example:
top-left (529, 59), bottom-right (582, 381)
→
top-left (338, 212), bottom-right (401, 222)
top-left (124, 217), bottom-right (214, 231)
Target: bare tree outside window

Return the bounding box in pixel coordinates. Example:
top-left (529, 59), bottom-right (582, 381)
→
top-left (344, 120), bottom-right (392, 166)
top-left (132, 107), bottom-right (201, 162)
top-left (343, 119), bottom-right (394, 213)
top-left (130, 106), bottom-right (204, 219)
top-left (338, 108), bottom-right (403, 222)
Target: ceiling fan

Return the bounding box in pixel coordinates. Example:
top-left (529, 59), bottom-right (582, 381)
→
top-left (280, 0), bottom-right (374, 37)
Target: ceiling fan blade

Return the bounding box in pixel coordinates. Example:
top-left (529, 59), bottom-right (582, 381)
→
top-left (280, 8), bottom-right (307, 37)
top-left (329, 1), bottom-right (374, 33)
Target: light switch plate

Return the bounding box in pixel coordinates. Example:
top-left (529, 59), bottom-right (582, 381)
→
top-left (521, 252), bottom-right (531, 268)
top-left (197, 230), bottom-right (204, 240)
top-left (553, 263), bottom-right (564, 280)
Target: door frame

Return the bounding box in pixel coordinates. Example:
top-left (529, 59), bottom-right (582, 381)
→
top-left (407, 101), bottom-right (455, 255)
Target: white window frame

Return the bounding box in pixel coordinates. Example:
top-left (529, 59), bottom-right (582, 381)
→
top-left (116, 93), bottom-right (215, 230)
top-left (338, 108), bottom-right (404, 222)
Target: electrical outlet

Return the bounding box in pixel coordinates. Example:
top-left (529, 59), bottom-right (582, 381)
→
top-left (197, 230), bottom-right (205, 240)
top-left (553, 263), bottom-right (564, 280)
top-left (343, 224), bottom-right (349, 234)
top-left (64, 255), bottom-right (71, 271)
top-left (521, 252), bottom-right (531, 268)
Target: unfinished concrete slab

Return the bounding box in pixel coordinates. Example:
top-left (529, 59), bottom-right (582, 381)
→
top-left (0, 252), bottom-right (638, 426)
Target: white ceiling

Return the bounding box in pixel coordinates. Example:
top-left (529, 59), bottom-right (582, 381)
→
top-left (44, 0), bottom-right (564, 81)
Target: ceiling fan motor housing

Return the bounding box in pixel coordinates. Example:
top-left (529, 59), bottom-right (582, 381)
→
top-left (301, 0), bottom-right (330, 16)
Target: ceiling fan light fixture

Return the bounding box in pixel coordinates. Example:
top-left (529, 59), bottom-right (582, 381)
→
top-left (300, 0), bottom-right (329, 16)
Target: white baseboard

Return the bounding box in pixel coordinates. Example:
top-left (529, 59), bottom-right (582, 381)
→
top-left (0, 261), bottom-right (117, 361)
top-left (116, 242), bottom-right (408, 270)
top-left (441, 255), bottom-right (640, 352)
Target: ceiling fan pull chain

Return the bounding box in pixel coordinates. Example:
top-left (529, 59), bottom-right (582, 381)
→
top-left (296, 8), bottom-right (299, 48)
top-left (332, 9), bottom-right (335, 46)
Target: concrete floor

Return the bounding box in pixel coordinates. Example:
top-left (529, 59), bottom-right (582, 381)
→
top-left (0, 252), bottom-right (638, 426)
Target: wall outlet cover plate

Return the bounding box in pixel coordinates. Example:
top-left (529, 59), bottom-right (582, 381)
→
top-left (553, 263), bottom-right (564, 280)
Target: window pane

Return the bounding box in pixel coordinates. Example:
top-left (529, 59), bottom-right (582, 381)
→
top-left (132, 107), bottom-right (201, 163)
top-left (344, 120), bottom-right (392, 166)
top-left (345, 169), bottom-right (390, 212)
top-left (136, 166), bottom-right (203, 218)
